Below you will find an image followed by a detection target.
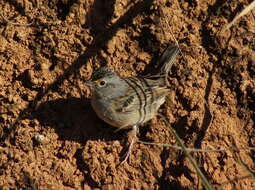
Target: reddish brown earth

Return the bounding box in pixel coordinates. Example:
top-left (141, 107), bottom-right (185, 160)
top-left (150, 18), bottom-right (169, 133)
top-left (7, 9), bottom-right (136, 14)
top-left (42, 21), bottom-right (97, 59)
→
top-left (0, 0), bottom-right (255, 189)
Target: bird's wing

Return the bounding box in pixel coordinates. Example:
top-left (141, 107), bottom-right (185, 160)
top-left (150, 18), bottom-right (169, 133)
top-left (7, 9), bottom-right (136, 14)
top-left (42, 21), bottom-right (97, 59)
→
top-left (114, 83), bottom-right (169, 113)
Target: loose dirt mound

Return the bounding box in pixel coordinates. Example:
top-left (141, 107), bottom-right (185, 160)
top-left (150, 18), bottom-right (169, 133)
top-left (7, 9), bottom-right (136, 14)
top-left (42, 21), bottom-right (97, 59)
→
top-left (0, 0), bottom-right (254, 189)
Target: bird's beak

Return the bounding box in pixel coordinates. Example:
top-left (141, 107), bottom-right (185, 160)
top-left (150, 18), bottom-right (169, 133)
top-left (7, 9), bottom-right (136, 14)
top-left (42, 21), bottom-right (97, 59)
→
top-left (85, 80), bottom-right (93, 88)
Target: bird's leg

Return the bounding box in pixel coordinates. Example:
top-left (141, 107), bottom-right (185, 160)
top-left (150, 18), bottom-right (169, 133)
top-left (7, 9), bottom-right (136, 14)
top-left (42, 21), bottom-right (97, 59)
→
top-left (119, 125), bottom-right (138, 165)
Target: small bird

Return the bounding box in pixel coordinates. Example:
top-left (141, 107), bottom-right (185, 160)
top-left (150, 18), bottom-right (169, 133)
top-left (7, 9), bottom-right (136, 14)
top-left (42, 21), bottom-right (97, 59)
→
top-left (86, 45), bottom-right (180, 164)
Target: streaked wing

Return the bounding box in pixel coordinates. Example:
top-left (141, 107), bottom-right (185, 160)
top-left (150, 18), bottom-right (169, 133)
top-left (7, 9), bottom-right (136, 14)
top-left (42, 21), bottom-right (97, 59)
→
top-left (115, 77), bottom-right (169, 113)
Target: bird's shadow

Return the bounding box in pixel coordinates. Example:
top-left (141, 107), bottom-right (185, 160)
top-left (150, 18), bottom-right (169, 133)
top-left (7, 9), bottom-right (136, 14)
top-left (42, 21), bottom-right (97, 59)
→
top-left (34, 97), bottom-right (125, 144)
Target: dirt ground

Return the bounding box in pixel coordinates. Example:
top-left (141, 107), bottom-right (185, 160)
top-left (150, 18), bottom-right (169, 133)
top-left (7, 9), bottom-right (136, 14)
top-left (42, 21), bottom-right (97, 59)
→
top-left (0, 0), bottom-right (254, 189)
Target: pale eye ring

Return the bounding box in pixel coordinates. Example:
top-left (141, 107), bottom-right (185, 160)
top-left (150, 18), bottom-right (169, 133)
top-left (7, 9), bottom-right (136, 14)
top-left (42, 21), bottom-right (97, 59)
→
top-left (99, 80), bottom-right (106, 87)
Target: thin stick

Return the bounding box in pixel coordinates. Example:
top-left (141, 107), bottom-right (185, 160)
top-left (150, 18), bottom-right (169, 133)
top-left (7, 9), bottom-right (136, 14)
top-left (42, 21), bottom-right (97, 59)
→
top-left (223, 1), bottom-right (255, 32)
top-left (157, 113), bottom-right (214, 190)
top-left (0, 12), bottom-right (33, 26)
top-left (138, 140), bottom-right (255, 153)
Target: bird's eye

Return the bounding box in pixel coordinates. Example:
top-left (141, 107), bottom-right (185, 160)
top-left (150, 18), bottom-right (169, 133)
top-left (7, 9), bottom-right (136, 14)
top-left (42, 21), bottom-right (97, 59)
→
top-left (99, 80), bottom-right (106, 87)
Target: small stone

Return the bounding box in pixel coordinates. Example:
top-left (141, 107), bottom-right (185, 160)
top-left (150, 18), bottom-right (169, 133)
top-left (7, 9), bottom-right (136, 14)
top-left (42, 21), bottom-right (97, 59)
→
top-left (34, 134), bottom-right (48, 145)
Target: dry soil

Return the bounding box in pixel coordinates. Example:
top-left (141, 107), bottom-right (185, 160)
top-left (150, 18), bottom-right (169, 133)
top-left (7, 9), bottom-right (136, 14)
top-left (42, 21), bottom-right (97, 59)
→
top-left (0, 0), bottom-right (255, 189)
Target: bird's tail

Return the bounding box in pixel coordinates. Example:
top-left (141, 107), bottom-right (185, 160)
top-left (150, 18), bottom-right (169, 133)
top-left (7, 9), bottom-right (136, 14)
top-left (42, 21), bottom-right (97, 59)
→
top-left (157, 45), bottom-right (180, 75)
top-left (143, 45), bottom-right (180, 87)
